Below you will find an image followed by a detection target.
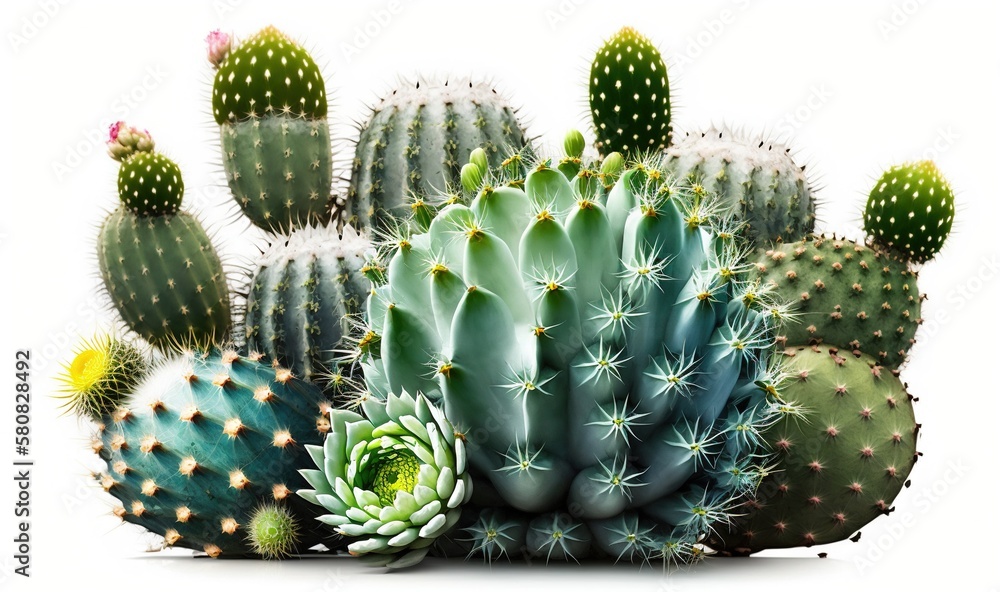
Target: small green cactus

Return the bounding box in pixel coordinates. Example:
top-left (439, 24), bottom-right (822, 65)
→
top-left (864, 161), bottom-right (955, 263)
top-left (56, 335), bottom-right (148, 420)
top-left (589, 27), bottom-right (671, 157)
top-left (247, 504), bottom-right (302, 559)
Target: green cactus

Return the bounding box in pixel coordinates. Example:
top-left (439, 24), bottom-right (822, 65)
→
top-left (247, 504), bottom-right (302, 559)
top-left (56, 335), bottom-right (148, 420)
top-left (707, 345), bottom-right (918, 554)
top-left (754, 236), bottom-right (922, 370)
top-left (663, 127), bottom-right (817, 247)
top-left (336, 144), bottom-right (788, 566)
top-left (98, 126), bottom-right (231, 350)
top-left (589, 27), bottom-right (671, 157)
top-left (78, 347), bottom-right (335, 557)
top-left (244, 224), bottom-right (383, 392)
top-left (864, 161), bottom-right (955, 264)
top-left (298, 391), bottom-right (471, 568)
top-left (344, 78), bottom-right (530, 231)
top-left (210, 27), bottom-right (335, 234)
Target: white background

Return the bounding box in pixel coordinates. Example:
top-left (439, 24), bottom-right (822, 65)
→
top-left (2, 1), bottom-right (999, 590)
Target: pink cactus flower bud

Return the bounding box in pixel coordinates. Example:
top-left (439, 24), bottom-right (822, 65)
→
top-left (206, 30), bottom-right (231, 69)
top-left (107, 122), bottom-right (155, 162)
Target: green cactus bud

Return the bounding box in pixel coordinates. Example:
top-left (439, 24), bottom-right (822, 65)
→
top-left (461, 162), bottom-right (485, 195)
top-left (469, 147), bottom-right (489, 175)
top-left (864, 161), bottom-right (955, 263)
top-left (563, 129), bottom-right (586, 159)
top-left (599, 151), bottom-right (624, 189)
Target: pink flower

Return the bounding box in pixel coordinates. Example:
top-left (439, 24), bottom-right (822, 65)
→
top-left (107, 122), bottom-right (155, 162)
top-left (108, 121), bottom-right (123, 143)
top-left (205, 30), bottom-right (231, 69)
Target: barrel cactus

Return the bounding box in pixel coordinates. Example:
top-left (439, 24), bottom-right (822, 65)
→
top-left (864, 160), bottom-right (955, 264)
top-left (344, 78), bottom-right (530, 231)
top-left (244, 224), bottom-right (384, 393)
top-left (707, 345), bottom-right (918, 554)
top-left (70, 345), bottom-right (336, 557)
top-left (98, 124), bottom-right (231, 350)
top-left (209, 27), bottom-right (335, 233)
top-left (589, 27), bottom-right (671, 157)
top-left (335, 144), bottom-right (787, 566)
top-left (663, 127), bottom-right (817, 248)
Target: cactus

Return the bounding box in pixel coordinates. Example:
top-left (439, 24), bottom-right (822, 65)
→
top-left (337, 144), bottom-right (787, 566)
top-left (663, 127), bottom-right (817, 248)
top-left (589, 27), bottom-right (671, 157)
top-left (78, 347), bottom-right (336, 557)
top-left (753, 236), bottom-right (922, 371)
top-left (244, 224), bottom-right (384, 392)
top-left (210, 26), bottom-right (335, 234)
top-left (298, 391), bottom-right (471, 568)
top-left (56, 335), bottom-right (148, 420)
top-left (707, 345), bottom-right (918, 554)
top-left (864, 161), bottom-right (955, 264)
top-left (247, 504), bottom-right (301, 559)
top-left (98, 124), bottom-right (231, 350)
top-left (344, 78), bottom-right (529, 231)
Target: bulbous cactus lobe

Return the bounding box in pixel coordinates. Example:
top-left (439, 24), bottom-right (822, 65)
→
top-left (211, 26), bottom-right (326, 124)
top-left (590, 27), bottom-right (671, 157)
top-left (117, 152), bottom-right (184, 216)
top-left (864, 161), bottom-right (955, 263)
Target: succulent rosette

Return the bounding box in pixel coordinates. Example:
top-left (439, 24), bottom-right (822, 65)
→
top-left (298, 391), bottom-right (471, 568)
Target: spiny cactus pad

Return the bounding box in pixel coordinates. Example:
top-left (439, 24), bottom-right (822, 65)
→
top-left (864, 161), bottom-right (955, 263)
top-left (98, 209), bottom-right (232, 350)
top-left (93, 350), bottom-right (334, 557)
top-left (117, 152), bottom-right (184, 216)
top-left (708, 345), bottom-right (918, 554)
top-left (211, 26), bottom-right (326, 123)
top-left (57, 335), bottom-right (148, 420)
top-left (754, 236), bottom-right (922, 370)
top-left (345, 79), bottom-right (529, 231)
top-left (663, 127), bottom-right (816, 247)
top-left (346, 154), bottom-right (786, 565)
top-left (589, 27), bottom-right (671, 157)
top-left (244, 224), bottom-right (380, 391)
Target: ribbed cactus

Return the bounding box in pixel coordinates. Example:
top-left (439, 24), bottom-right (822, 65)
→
top-left (344, 79), bottom-right (530, 231)
top-left (864, 161), bottom-right (955, 264)
top-left (337, 145), bottom-right (787, 565)
top-left (210, 27), bottom-right (335, 234)
top-left (754, 237), bottom-right (922, 370)
top-left (244, 224), bottom-right (383, 391)
top-left (77, 347), bottom-right (335, 557)
top-left (663, 127), bottom-right (817, 248)
top-left (708, 346), bottom-right (918, 554)
top-left (589, 27), bottom-right (671, 157)
top-left (98, 124), bottom-right (231, 350)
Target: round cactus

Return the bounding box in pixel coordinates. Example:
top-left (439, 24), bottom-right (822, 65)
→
top-left (89, 349), bottom-right (335, 557)
top-left (247, 504), bottom-right (301, 559)
top-left (864, 161), bottom-right (955, 264)
top-left (56, 335), bottom-right (148, 420)
top-left (341, 148), bottom-right (787, 566)
top-left (117, 152), bottom-right (184, 216)
top-left (663, 127), bottom-right (817, 248)
top-left (298, 391), bottom-right (471, 569)
top-left (707, 345), bottom-right (918, 554)
top-left (589, 27), bottom-right (671, 157)
top-left (753, 236), bottom-right (922, 370)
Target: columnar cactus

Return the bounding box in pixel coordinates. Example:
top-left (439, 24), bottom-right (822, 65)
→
top-left (98, 124), bottom-right (231, 350)
top-left (344, 79), bottom-right (530, 231)
top-left (244, 224), bottom-right (384, 392)
top-left (708, 345), bottom-right (918, 554)
top-left (210, 27), bottom-right (335, 234)
top-left (663, 127), bottom-right (817, 248)
top-left (864, 161), bottom-right (955, 264)
top-left (74, 346), bottom-right (335, 557)
top-left (589, 27), bottom-right (671, 157)
top-left (753, 236), bottom-right (922, 371)
top-left (340, 144), bottom-right (786, 565)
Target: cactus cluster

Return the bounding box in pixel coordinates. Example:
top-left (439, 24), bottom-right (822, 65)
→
top-left (61, 21), bottom-right (961, 570)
